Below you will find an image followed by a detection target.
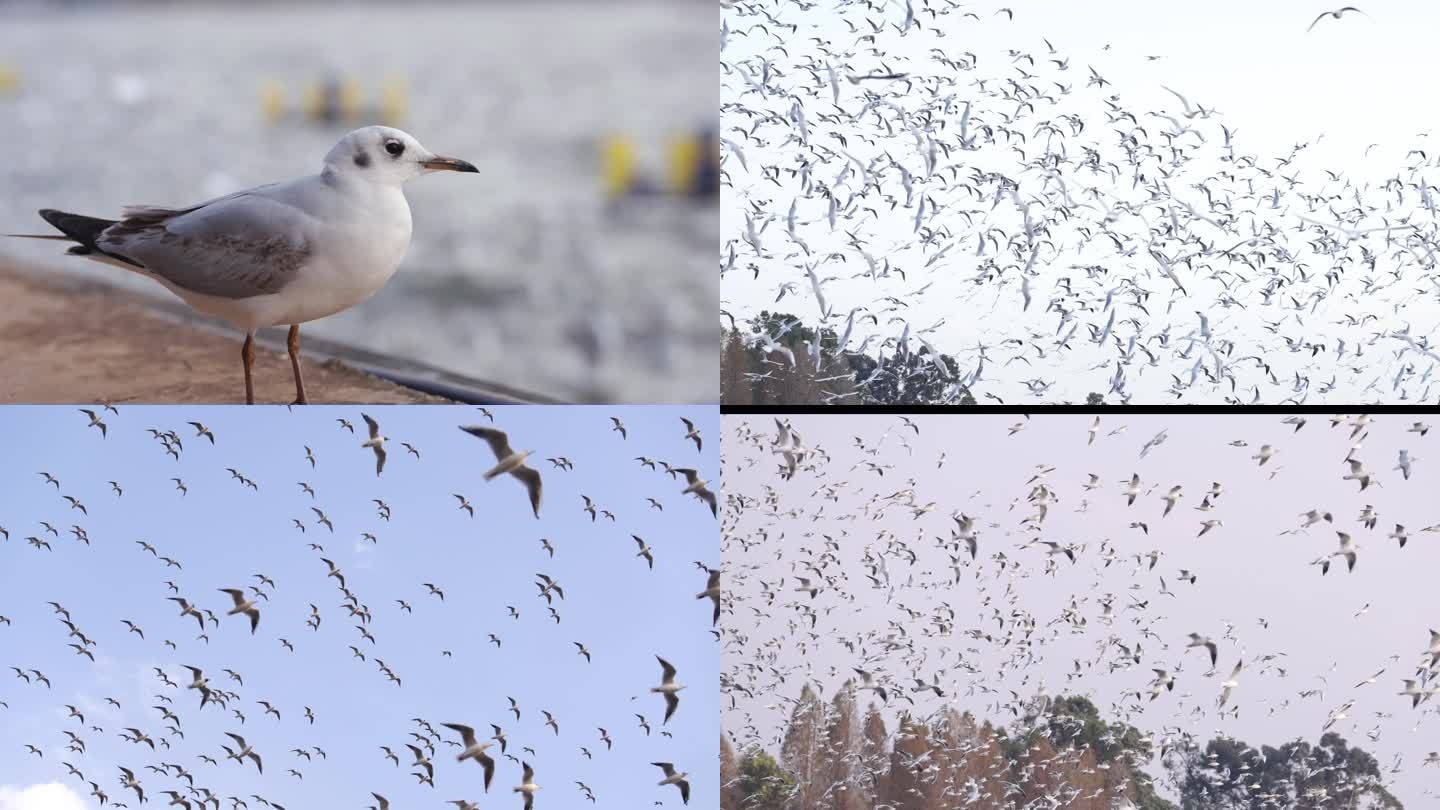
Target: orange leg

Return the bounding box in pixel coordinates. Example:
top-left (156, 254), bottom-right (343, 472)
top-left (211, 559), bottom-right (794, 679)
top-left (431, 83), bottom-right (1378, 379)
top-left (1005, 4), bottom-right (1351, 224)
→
top-left (288, 324), bottom-right (308, 405)
top-left (242, 331), bottom-right (256, 405)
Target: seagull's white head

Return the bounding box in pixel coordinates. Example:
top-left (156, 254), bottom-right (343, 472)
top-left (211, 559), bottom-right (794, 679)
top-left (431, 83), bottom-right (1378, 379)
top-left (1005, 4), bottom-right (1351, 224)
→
top-left (324, 126), bottom-right (478, 186)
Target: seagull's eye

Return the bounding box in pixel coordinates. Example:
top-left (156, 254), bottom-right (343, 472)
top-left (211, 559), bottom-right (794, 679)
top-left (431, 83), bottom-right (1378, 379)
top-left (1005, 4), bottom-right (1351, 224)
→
top-left (384, 139), bottom-right (404, 158)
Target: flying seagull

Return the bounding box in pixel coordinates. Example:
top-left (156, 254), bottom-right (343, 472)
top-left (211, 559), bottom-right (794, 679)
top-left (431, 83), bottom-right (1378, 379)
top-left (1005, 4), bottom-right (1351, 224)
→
top-left (652, 656), bottom-right (685, 724)
top-left (675, 468), bottom-right (717, 517)
top-left (1307, 6), bottom-right (1366, 32)
top-left (219, 588), bottom-right (261, 634)
top-left (441, 723), bottom-right (496, 792)
top-left (460, 425), bottom-right (542, 518)
top-left (652, 762), bottom-right (691, 805)
top-left (698, 569), bottom-right (721, 626)
top-left (361, 413), bottom-right (387, 477)
top-left (514, 762), bottom-right (539, 810)
top-left (222, 732), bottom-right (263, 773)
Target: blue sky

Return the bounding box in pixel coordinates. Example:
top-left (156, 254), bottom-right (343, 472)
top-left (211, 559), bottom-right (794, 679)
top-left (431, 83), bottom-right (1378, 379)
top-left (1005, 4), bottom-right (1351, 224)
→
top-left (0, 405), bottom-right (717, 809)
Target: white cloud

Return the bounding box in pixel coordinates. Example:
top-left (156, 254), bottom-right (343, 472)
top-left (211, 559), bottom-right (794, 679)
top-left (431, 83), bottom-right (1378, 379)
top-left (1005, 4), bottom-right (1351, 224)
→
top-left (0, 783), bottom-right (87, 810)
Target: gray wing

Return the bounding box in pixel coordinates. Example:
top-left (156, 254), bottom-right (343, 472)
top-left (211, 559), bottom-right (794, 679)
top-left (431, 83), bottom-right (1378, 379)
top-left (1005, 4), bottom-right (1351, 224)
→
top-left (98, 185), bottom-right (311, 299)
top-left (512, 466), bottom-right (542, 519)
top-left (460, 426), bottom-right (514, 461)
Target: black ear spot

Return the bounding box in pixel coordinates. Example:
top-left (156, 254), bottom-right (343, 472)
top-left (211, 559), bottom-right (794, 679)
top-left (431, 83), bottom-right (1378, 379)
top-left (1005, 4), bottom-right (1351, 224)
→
top-left (354, 151), bottom-right (371, 168)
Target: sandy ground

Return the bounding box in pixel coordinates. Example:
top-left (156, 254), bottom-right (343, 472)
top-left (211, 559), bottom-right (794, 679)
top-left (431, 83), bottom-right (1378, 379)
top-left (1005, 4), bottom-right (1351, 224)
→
top-left (0, 265), bottom-right (444, 404)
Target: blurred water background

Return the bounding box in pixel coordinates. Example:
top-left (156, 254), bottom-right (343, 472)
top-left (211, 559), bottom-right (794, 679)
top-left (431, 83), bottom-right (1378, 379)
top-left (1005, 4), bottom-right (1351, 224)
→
top-left (0, 0), bottom-right (716, 403)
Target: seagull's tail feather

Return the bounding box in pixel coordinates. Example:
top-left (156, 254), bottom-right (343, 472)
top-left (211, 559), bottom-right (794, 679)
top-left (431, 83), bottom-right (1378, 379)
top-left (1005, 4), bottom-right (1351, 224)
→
top-left (38, 208), bottom-right (116, 247)
top-left (30, 209), bottom-right (143, 268)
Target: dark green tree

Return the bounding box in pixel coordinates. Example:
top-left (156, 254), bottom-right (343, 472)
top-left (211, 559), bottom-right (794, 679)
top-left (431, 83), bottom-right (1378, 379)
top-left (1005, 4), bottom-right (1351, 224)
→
top-left (1169, 733), bottom-right (1402, 810)
top-left (737, 748), bottom-right (796, 810)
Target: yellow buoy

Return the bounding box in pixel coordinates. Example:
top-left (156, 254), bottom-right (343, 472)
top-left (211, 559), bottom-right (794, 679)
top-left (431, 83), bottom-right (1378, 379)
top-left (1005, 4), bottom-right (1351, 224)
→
top-left (380, 77), bottom-right (407, 127)
top-left (668, 134), bottom-right (701, 195)
top-left (339, 80), bottom-right (363, 122)
top-left (302, 81), bottom-right (324, 121)
top-left (602, 135), bottom-right (638, 199)
top-left (259, 80), bottom-right (286, 124)
top-left (0, 63), bottom-right (20, 95)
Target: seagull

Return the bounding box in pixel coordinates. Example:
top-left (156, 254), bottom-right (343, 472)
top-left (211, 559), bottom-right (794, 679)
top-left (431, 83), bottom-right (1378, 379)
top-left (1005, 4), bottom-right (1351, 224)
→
top-left (652, 762), bottom-right (690, 805)
top-left (1186, 633), bottom-right (1218, 666)
top-left (187, 422), bottom-right (216, 444)
top-left (652, 656), bottom-right (685, 724)
top-left (182, 665), bottom-right (215, 709)
top-left (9, 127), bottom-right (478, 403)
top-left (633, 535), bottom-right (655, 569)
top-left (1307, 6), bottom-right (1366, 32)
top-left (1149, 669), bottom-right (1175, 700)
top-left (514, 762), bottom-right (539, 810)
top-left (1343, 458), bottom-right (1374, 490)
top-left (118, 766), bottom-right (145, 804)
top-left (680, 417), bottom-right (703, 452)
top-left (1161, 485), bottom-right (1183, 517)
top-left (167, 597), bottom-right (206, 632)
top-left (1121, 474), bottom-right (1142, 506)
top-left (441, 723), bottom-right (496, 792)
top-left (219, 588), bottom-right (261, 634)
top-left (1324, 531), bottom-right (1359, 573)
top-left (361, 414), bottom-right (387, 476)
top-left (1218, 659), bottom-right (1245, 708)
top-left (675, 468), bottom-right (717, 517)
top-left (222, 732), bottom-right (263, 773)
top-left (1395, 449), bottom-right (1416, 480)
top-left (698, 569), bottom-right (721, 626)
top-left (854, 667), bottom-right (889, 704)
top-left (1400, 679), bottom-right (1427, 708)
top-left (1389, 524), bottom-right (1409, 548)
top-left (460, 425), bottom-right (542, 518)
top-left (78, 408), bottom-right (107, 437)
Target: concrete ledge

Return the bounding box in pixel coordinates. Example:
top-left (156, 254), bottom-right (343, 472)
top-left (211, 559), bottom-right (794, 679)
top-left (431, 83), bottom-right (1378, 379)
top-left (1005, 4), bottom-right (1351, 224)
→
top-left (0, 260), bottom-right (559, 405)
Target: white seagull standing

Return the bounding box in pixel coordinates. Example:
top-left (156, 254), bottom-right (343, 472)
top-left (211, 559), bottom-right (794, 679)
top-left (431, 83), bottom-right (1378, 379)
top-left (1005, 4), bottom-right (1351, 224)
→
top-left (9, 126), bottom-right (478, 404)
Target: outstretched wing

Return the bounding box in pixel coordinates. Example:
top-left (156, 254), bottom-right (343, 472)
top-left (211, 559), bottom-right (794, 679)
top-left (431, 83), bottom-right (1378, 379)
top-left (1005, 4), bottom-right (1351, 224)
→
top-left (512, 466), bottom-right (542, 519)
top-left (460, 426), bottom-right (514, 461)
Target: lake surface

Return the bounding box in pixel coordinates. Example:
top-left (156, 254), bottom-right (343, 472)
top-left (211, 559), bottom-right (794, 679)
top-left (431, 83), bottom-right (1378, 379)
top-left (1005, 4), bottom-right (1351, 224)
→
top-left (0, 1), bottom-right (717, 402)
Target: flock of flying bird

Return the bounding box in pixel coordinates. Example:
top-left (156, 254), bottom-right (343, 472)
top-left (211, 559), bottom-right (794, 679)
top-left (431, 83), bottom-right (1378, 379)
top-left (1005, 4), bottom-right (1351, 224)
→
top-left (720, 0), bottom-right (1440, 403)
top-left (720, 413), bottom-right (1440, 806)
top-left (1, 408), bottom-right (718, 808)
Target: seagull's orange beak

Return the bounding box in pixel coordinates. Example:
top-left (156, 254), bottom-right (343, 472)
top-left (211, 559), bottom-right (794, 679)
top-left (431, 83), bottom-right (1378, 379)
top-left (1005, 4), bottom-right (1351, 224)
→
top-left (420, 155), bottom-right (479, 173)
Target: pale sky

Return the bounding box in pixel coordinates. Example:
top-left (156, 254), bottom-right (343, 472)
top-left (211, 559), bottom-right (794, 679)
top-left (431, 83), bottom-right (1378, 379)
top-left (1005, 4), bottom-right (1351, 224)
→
top-left (720, 1), bottom-right (1440, 403)
top-left (722, 412), bottom-right (1440, 805)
